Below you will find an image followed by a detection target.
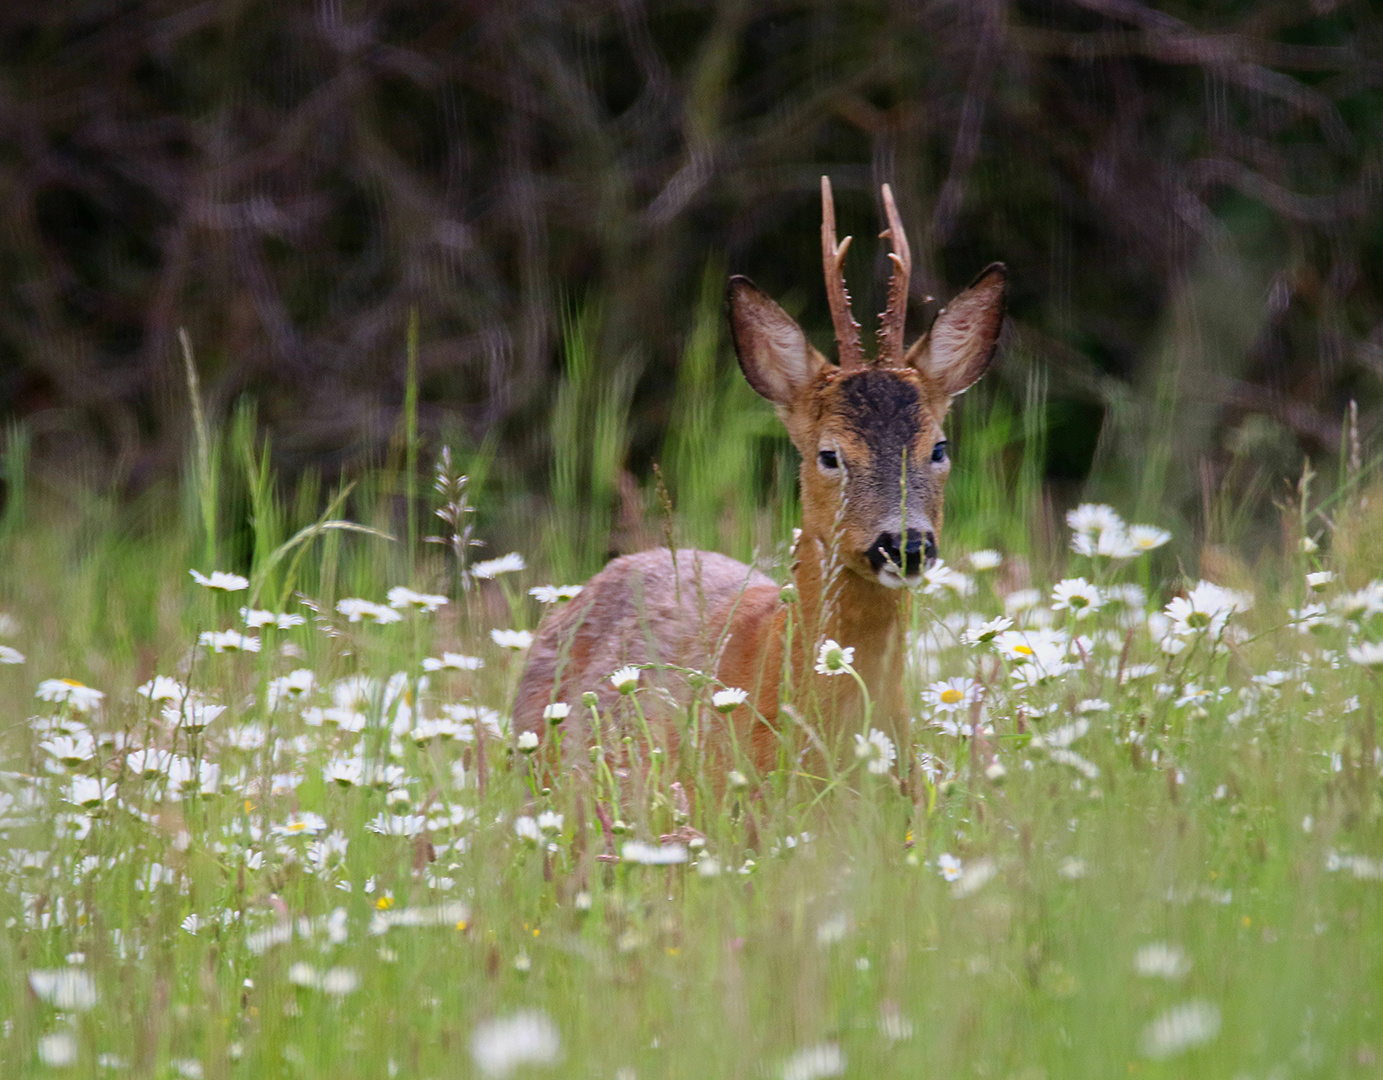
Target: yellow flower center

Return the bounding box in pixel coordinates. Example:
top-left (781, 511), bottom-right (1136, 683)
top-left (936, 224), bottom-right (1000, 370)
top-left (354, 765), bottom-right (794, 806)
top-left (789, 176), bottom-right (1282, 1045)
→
top-left (61, 678), bottom-right (85, 687)
top-left (287, 821), bottom-right (307, 832)
top-left (1014, 645), bottom-right (1034, 656)
top-left (376, 896), bottom-right (394, 910)
top-left (940, 688), bottom-right (964, 704)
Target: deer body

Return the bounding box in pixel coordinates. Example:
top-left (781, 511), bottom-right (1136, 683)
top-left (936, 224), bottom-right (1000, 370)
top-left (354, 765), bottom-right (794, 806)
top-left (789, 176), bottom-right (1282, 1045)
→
top-left (513, 178), bottom-right (1006, 779)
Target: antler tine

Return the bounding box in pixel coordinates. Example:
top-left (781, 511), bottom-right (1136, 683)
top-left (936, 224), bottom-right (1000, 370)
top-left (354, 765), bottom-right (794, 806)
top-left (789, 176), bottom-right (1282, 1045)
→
top-left (876, 183), bottom-right (912, 365)
top-left (820, 175), bottom-right (864, 371)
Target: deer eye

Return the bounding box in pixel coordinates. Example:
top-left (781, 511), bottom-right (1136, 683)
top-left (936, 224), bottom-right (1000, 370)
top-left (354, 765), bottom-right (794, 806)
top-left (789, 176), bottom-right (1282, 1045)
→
top-left (818, 449), bottom-right (840, 470)
top-left (931, 441), bottom-right (948, 463)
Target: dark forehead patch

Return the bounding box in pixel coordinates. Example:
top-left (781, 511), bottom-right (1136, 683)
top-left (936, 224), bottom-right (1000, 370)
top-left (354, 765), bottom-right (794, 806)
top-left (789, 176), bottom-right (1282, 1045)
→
top-left (834, 369), bottom-right (924, 452)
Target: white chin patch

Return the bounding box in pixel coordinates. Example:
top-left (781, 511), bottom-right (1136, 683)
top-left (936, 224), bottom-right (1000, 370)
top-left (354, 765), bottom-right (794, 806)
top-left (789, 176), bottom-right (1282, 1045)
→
top-left (876, 566), bottom-right (920, 590)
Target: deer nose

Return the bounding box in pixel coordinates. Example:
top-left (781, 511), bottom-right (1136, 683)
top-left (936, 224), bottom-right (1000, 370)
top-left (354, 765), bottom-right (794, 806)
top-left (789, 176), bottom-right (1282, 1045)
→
top-left (868, 529), bottom-right (934, 577)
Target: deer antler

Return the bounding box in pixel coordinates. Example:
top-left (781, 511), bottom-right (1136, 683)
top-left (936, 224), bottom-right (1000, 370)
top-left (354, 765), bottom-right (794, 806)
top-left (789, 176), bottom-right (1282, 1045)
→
top-left (876, 183), bottom-right (912, 365)
top-left (820, 176), bottom-right (864, 371)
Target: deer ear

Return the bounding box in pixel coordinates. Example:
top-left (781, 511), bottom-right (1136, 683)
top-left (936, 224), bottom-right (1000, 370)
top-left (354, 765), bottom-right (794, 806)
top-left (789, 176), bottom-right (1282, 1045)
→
top-left (727, 276), bottom-right (828, 407)
top-left (905, 263), bottom-right (1007, 397)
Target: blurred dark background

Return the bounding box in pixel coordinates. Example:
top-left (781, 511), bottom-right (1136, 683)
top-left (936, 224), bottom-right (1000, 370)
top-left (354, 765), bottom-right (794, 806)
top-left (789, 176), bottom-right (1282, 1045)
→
top-left (1, 0), bottom-right (1380, 524)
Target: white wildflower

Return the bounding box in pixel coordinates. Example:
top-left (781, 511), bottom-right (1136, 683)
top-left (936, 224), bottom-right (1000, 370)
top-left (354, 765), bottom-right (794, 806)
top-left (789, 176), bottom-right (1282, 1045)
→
top-left (471, 553), bottom-right (527, 580)
top-left (1066, 503), bottom-right (1124, 537)
top-left (967, 549), bottom-right (1002, 571)
top-left (189, 569), bottom-right (249, 592)
top-left (542, 702), bottom-right (570, 723)
top-left (621, 841), bottom-right (689, 865)
top-left (198, 630), bottom-right (261, 653)
top-left (387, 586), bottom-right (449, 613)
top-left (1134, 943), bottom-right (1191, 980)
top-left (711, 687), bottom-right (749, 713)
top-left (36, 678), bottom-right (105, 711)
top-left (422, 652), bottom-right (484, 672)
top-left (138, 675), bottom-right (188, 702)
top-left (239, 608), bottom-right (305, 629)
top-left (490, 629), bottom-right (534, 650)
top-left (1347, 640), bottom-right (1383, 668)
top-left (469, 1010), bottom-right (561, 1077)
top-left (1140, 1001), bottom-right (1221, 1059)
top-left (922, 677), bottom-right (981, 713)
top-left (852, 728), bottom-right (896, 775)
top-left (610, 665), bottom-right (641, 693)
top-left (37, 1032), bottom-right (79, 1068)
top-left (961, 615), bottom-right (1012, 646)
top-left (937, 853), bottom-right (963, 882)
top-left (0, 644), bottom-right (25, 664)
top-left (780, 1042), bottom-right (845, 1080)
top-left (951, 857), bottom-right (998, 898)
top-left (29, 968), bottom-right (98, 1011)
top-left (1127, 524), bottom-right (1172, 552)
top-left (813, 639), bottom-right (854, 676)
top-left (528, 584), bottom-right (583, 603)
top-left (1051, 578), bottom-right (1103, 618)
top-left (336, 598), bottom-right (403, 624)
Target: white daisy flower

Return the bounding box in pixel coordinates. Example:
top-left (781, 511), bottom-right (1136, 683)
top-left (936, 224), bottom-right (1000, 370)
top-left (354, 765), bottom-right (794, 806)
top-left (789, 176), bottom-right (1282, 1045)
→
top-left (36, 678), bottom-right (105, 711)
top-left (542, 702), bottom-right (570, 723)
top-left (1066, 503), bottom-right (1124, 537)
top-left (1346, 640), bottom-right (1383, 668)
top-left (1140, 1001), bottom-right (1220, 1060)
top-left (324, 758), bottom-right (363, 787)
top-left (472, 553), bottom-right (527, 580)
top-left (923, 560), bottom-right (975, 597)
top-left (337, 598), bottom-right (402, 624)
top-left (937, 853), bottom-right (963, 882)
top-left (189, 569), bottom-right (249, 592)
top-left (138, 675), bottom-right (188, 702)
top-left (921, 677), bottom-right (981, 713)
top-left (198, 630), bottom-right (262, 653)
top-left (1051, 578), bottom-right (1103, 618)
top-left (490, 629), bottom-right (534, 650)
top-left (852, 728), bottom-right (896, 774)
top-left (712, 687), bottom-right (749, 713)
top-left (66, 775), bottom-right (117, 809)
top-left (814, 639), bottom-right (854, 676)
top-left (422, 652), bottom-right (484, 672)
top-left (239, 608), bottom-right (305, 629)
top-left (960, 615), bottom-right (1012, 646)
top-left (528, 584), bottom-right (583, 604)
top-left (967, 549), bottom-right (1002, 571)
top-left (161, 700), bottom-right (226, 732)
top-left (387, 586), bottom-right (449, 613)
top-left (469, 1010), bottom-right (562, 1077)
top-left (516, 731), bottom-right (540, 752)
top-left (537, 811), bottom-right (564, 833)
top-left (1134, 942), bottom-right (1191, 980)
top-left (1127, 524), bottom-right (1172, 552)
top-left (1305, 570), bottom-right (1334, 591)
top-left (0, 644), bottom-right (24, 664)
top-left (610, 665), bottom-right (641, 693)
top-left (620, 841), bottom-right (689, 865)
top-left (1164, 581), bottom-right (1252, 637)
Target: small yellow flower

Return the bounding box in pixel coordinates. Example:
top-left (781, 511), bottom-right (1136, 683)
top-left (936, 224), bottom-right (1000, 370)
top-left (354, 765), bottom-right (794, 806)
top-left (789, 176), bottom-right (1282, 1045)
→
top-left (376, 896), bottom-right (394, 910)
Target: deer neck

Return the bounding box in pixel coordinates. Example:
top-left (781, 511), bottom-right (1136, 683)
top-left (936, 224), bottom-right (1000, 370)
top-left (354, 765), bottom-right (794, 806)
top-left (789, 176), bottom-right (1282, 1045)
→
top-left (789, 531), bottom-right (910, 726)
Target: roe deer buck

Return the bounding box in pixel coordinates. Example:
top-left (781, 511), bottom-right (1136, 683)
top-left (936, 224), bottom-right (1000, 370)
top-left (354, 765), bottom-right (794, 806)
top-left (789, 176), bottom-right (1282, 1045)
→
top-left (513, 177), bottom-right (1006, 780)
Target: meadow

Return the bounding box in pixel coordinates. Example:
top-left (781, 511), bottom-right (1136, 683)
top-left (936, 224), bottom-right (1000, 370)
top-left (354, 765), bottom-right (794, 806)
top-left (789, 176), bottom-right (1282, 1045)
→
top-left (1, 324), bottom-right (1381, 1080)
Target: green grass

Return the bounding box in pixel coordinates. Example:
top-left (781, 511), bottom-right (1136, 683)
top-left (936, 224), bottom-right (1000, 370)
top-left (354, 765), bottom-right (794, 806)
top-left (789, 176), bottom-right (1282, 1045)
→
top-left (1, 342), bottom-right (1382, 1080)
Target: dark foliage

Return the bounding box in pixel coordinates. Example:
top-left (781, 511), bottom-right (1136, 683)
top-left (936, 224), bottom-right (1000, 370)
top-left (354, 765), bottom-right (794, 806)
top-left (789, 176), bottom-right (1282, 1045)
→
top-left (1, 0), bottom-right (1380, 498)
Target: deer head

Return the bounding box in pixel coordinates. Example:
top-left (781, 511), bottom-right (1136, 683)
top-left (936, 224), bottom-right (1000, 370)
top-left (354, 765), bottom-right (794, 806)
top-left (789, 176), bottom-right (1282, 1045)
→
top-left (728, 177), bottom-right (1007, 589)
